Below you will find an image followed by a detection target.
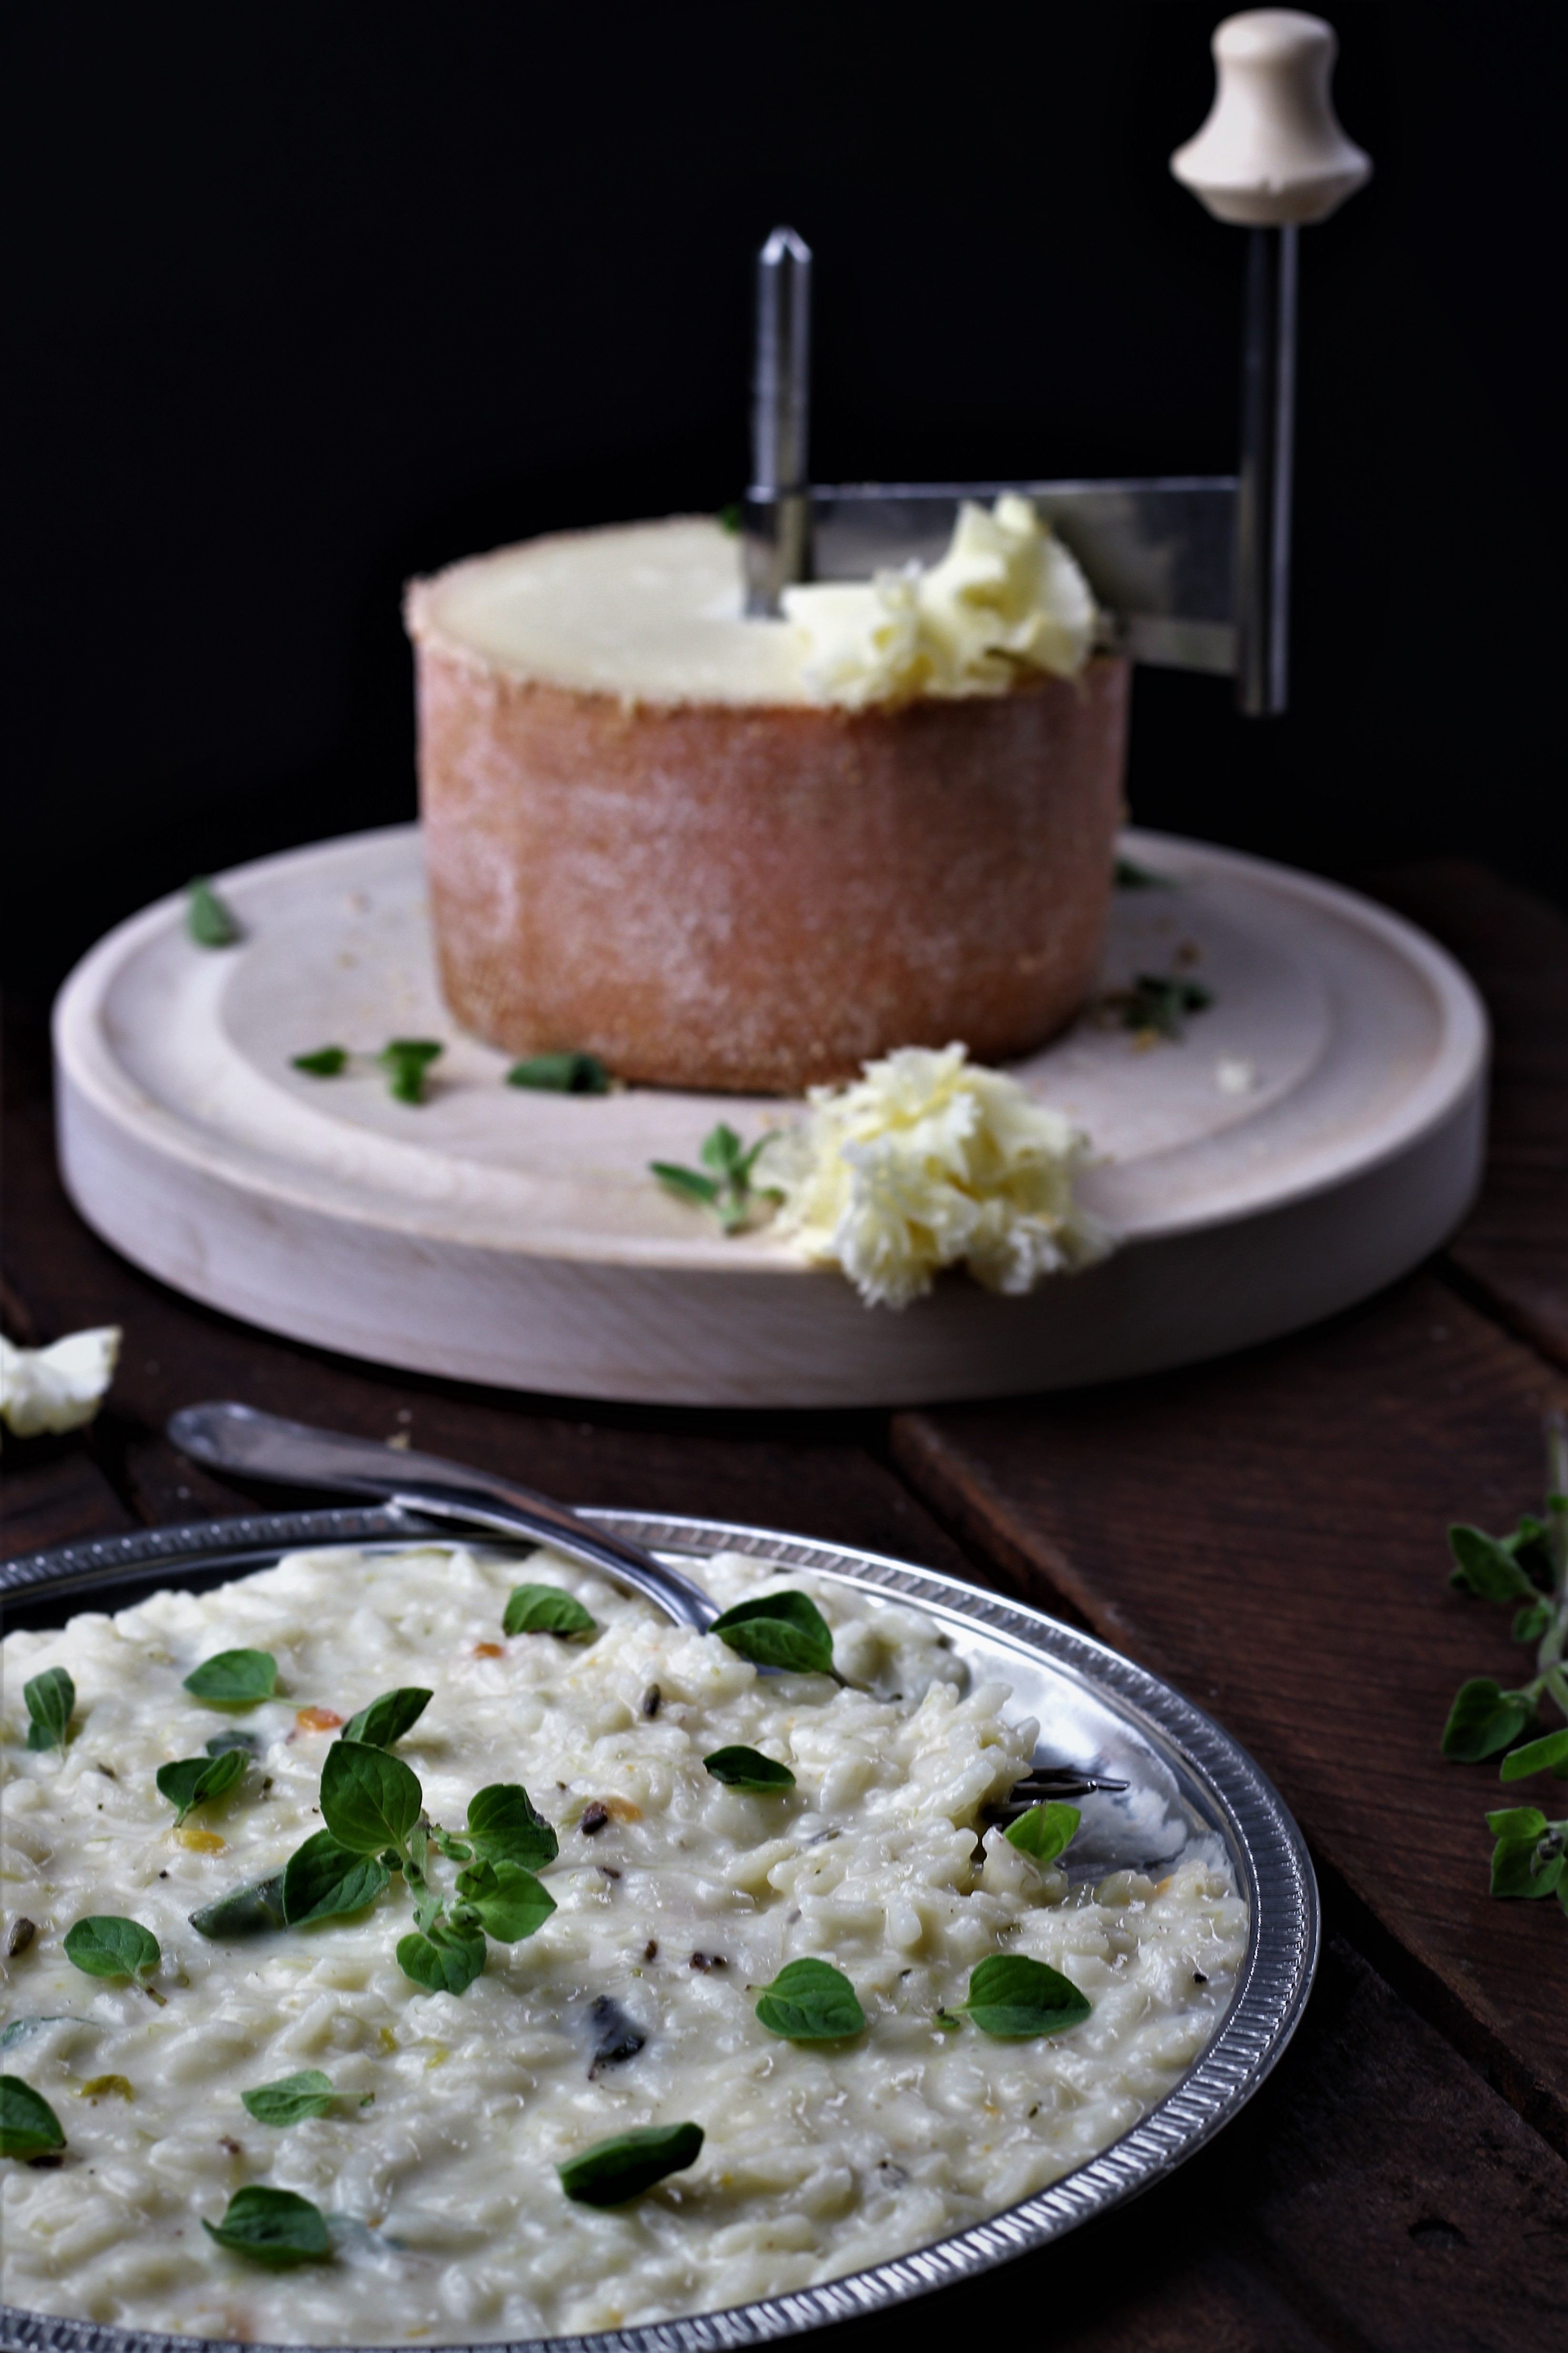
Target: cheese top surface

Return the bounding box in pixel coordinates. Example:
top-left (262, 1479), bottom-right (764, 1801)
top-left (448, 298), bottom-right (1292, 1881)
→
top-left (1, 1542), bottom-right (1245, 2343)
top-left (408, 519), bottom-right (807, 706)
top-left (407, 501), bottom-right (1099, 711)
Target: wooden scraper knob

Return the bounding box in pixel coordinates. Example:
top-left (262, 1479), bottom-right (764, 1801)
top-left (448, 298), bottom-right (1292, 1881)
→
top-left (1170, 10), bottom-right (1371, 226)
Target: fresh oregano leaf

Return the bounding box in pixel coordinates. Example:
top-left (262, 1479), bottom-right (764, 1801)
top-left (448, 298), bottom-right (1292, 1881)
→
top-left (340, 1689), bottom-right (432, 1750)
top-left (291, 1046), bottom-right (349, 1078)
top-left (465, 1783), bottom-right (558, 1870)
top-left (652, 1123), bottom-right (779, 1233)
top-left (428, 1826), bottom-right (472, 1863)
top-left (397, 1917), bottom-right (486, 1996)
top-left (1489, 1834), bottom-right (1565, 1899)
top-left (452, 1857), bottom-right (556, 1942)
top-left (240, 2070), bottom-right (335, 2125)
top-left (156, 1747), bottom-right (246, 1826)
top-left (282, 1831), bottom-right (391, 1925)
top-left (709, 1590), bottom-right (836, 1678)
top-left (1003, 1800), bottom-right (1081, 1865)
top-left (957, 1953), bottom-right (1091, 2038)
top-left (1487, 1805), bottom-right (1549, 1841)
top-left (190, 1872), bottom-right (287, 1940)
top-left (507, 1051), bottom-right (611, 1094)
top-left (754, 1958), bottom-right (864, 2041)
top-left (378, 1038), bottom-right (443, 1104)
top-left (23, 1666), bottom-right (75, 1753)
top-left (1446, 1524), bottom-right (1539, 1602)
top-left (1439, 1677), bottom-right (1535, 1762)
top-left (319, 1741), bottom-right (422, 1853)
top-left (1499, 1727), bottom-right (1568, 1782)
top-left (703, 1746), bottom-right (796, 1792)
top-left (0, 2078), bottom-right (66, 2160)
top-left (187, 877), bottom-right (240, 948)
top-left (649, 1161), bottom-right (720, 1207)
top-left (182, 1648), bottom-right (278, 1705)
top-left (202, 2185), bottom-right (331, 2266)
top-left (1512, 1599), bottom-right (1555, 1644)
top-left (63, 1916), bottom-right (160, 1980)
top-left (501, 1583), bottom-right (598, 1640)
top-left (558, 2122), bottom-right (704, 2206)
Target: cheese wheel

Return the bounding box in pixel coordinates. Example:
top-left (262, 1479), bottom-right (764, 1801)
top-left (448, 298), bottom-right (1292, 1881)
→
top-left (406, 518), bottom-right (1129, 1094)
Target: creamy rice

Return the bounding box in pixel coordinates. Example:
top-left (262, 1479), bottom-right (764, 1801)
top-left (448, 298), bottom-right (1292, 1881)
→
top-left (1, 1545), bottom-right (1246, 2342)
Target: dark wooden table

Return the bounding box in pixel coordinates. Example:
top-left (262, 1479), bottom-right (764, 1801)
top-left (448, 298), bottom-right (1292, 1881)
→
top-left (5, 861), bottom-right (1567, 2351)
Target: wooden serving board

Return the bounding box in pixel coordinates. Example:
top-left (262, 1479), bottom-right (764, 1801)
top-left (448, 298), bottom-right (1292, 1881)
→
top-left (52, 826), bottom-right (1487, 1407)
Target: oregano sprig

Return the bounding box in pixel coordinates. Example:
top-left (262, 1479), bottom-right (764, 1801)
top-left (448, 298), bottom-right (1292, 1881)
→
top-left (1441, 1415), bottom-right (1568, 1925)
top-left (651, 1122), bottom-right (781, 1234)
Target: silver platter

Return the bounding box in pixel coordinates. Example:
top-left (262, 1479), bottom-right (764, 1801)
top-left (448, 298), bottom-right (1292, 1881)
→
top-left (1, 1505), bottom-right (1319, 2353)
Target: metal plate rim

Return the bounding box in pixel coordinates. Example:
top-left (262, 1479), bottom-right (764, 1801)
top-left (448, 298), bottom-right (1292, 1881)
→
top-left (1, 1507), bottom-right (1318, 2353)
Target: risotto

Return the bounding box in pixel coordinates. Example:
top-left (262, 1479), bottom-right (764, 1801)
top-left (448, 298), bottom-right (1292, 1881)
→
top-left (1, 1543), bottom-right (1246, 2341)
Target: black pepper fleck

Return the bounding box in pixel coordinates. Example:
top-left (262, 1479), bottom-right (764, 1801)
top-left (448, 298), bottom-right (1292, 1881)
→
top-left (643, 1939), bottom-right (659, 1962)
top-left (641, 1684), bottom-right (661, 1719)
top-left (1192, 1970), bottom-right (1208, 1985)
top-left (580, 1803), bottom-right (610, 1836)
top-left (689, 1951), bottom-right (728, 1972)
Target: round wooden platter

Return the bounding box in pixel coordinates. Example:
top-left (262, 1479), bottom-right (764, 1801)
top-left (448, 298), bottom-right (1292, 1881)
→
top-left (53, 825), bottom-right (1487, 1408)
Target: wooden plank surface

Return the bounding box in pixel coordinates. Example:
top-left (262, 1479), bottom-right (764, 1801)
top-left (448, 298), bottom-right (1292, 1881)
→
top-left (893, 1274), bottom-right (1568, 2155)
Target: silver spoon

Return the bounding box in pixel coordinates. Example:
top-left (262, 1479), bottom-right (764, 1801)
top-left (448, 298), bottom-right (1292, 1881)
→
top-left (166, 1401), bottom-right (717, 1631)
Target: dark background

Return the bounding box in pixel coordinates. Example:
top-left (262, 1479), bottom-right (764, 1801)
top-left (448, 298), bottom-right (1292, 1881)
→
top-left (5, 0), bottom-right (1563, 1002)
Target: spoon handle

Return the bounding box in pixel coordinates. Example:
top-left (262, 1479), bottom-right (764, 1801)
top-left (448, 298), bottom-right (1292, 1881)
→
top-left (166, 1400), bottom-right (717, 1631)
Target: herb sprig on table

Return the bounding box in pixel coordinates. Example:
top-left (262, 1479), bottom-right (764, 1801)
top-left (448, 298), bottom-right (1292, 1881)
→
top-left (651, 1122), bottom-right (781, 1233)
top-left (1100, 973), bottom-right (1214, 1041)
top-left (1441, 1415), bottom-right (1568, 1921)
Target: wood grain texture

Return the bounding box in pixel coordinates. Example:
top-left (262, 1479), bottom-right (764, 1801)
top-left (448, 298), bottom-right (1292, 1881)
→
top-left (1370, 861), bottom-right (1568, 1370)
top-left (892, 1274), bottom-right (1568, 2154)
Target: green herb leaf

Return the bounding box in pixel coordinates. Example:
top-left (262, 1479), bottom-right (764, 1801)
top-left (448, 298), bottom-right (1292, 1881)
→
top-left (202, 2185), bottom-right (331, 2266)
top-left (291, 1046), bottom-right (349, 1078)
top-left (1439, 1677), bottom-right (1535, 1762)
top-left (754, 1957), bottom-right (864, 2041)
top-left (1499, 1727), bottom-right (1568, 1782)
top-left (1447, 1524), bottom-right (1539, 1602)
top-left (464, 1783), bottom-right (558, 1870)
top-left (703, 1746), bottom-right (796, 1792)
top-left (1489, 1834), bottom-right (1565, 1900)
top-left (428, 1826), bottom-right (473, 1863)
top-left (507, 1051), bottom-right (611, 1094)
top-left (378, 1038), bottom-right (443, 1104)
top-left (717, 500), bottom-right (744, 534)
top-left (63, 1916), bottom-right (160, 1981)
top-left (340, 1689), bottom-right (432, 1751)
top-left (23, 1666), bottom-right (75, 1752)
top-left (156, 1747), bottom-right (246, 1827)
top-left (452, 1857), bottom-right (556, 1942)
top-left (1003, 1800), bottom-right (1081, 1865)
top-left (650, 1161), bottom-right (720, 1206)
top-left (240, 2070), bottom-right (336, 2126)
top-left (0, 2078), bottom-right (66, 2160)
top-left (558, 2122), bottom-right (704, 2205)
top-left (282, 1830), bottom-right (392, 1926)
top-left (1113, 857), bottom-right (1170, 890)
top-left (397, 1918), bottom-right (487, 1996)
top-left (501, 1583), bottom-right (598, 1640)
top-left (182, 1648), bottom-right (278, 1705)
top-left (701, 1123), bottom-right (746, 1176)
top-left (1512, 1598), bottom-right (1554, 1644)
top-left (189, 1872), bottom-right (287, 1940)
top-left (1487, 1805), bottom-right (1548, 1840)
top-left (187, 877), bottom-right (240, 948)
top-left (1103, 973), bottom-right (1213, 1039)
top-left (709, 1590), bottom-right (837, 1678)
top-left (319, 1741), bottom-right (422, 1853)
top-left (956, 1953), bottom-right (1091, 2038)
top-left (205, 1730), bottom-right (263, 1759)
